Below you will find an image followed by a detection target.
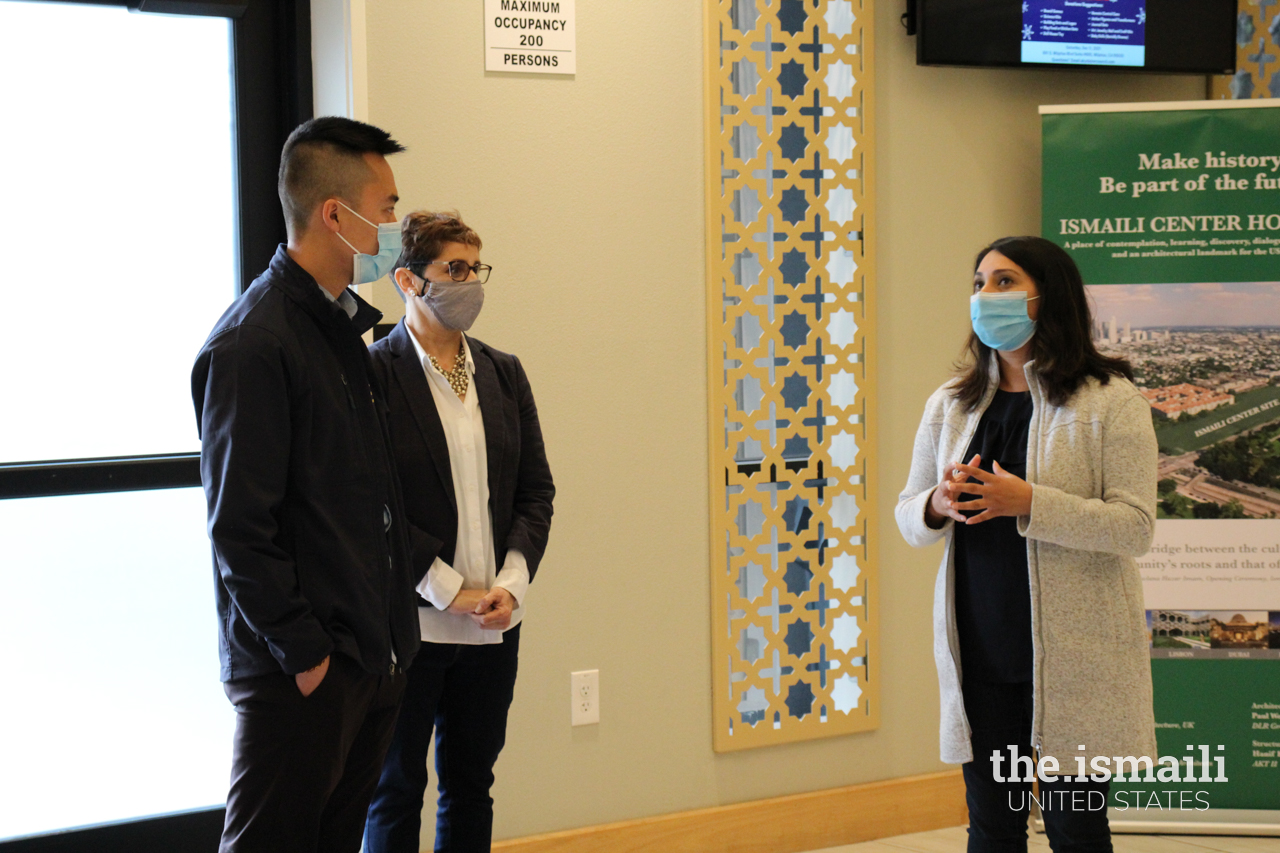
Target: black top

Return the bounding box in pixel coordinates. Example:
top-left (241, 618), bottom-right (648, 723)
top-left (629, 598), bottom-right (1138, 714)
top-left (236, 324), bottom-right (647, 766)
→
top-left (953, 389), bottom-right (1034, 684)
top-left (192, 245), bottom-right (421, 681)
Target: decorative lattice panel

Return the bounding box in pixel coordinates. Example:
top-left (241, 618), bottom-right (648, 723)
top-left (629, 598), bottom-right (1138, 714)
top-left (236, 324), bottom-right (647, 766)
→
top-left (705, 0), bottom-right (878, 752)
top-left (1212, 0), bottom-right (1280, 98)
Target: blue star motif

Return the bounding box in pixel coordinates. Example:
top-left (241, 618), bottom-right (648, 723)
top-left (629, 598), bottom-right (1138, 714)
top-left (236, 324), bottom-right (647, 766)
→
top-left (779, 123), bottom-right (809, 162)
top-left (1232, 69), bottom-right (1255, 99)
top-left (1022, 24), bottom-right (1033, 39)
top-left (778, 60), bottom-right (808, 99)
top-left (1137, 8), bottom-right (1145, 25)
top-left (1238, 13), bottom-right (1256, 47)
top-left (778, 0), bottom-right (807, 35)
top-left (780, 372), bottom-right (811, 412)
top-left (785, 679), bottom-right (815, 719)
top-left (783, 558), bottom-right (813, 595)
top-left (783, 495), bottom-right (812, 534)
top-left (1022, 1), bottom-right (1028, 11)
top-left (784, 619), bottom-right (814, 657)
top-left (779, 310), bottom-right (810, 350)
top-left (782, 434), bottom-right (812, 470)
top-left (779, 248), bottom-right (809, 286)
top-left (779, 186), bottom-right (809, 225)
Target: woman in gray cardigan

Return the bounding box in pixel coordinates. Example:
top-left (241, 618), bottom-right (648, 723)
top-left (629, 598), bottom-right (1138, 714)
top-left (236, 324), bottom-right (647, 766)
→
top-left (896, 236), bottom-right (1157, 853)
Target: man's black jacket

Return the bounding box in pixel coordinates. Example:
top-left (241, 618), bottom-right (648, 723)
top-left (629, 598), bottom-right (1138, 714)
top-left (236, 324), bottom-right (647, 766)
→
top-left (192, 245), bottom-right (419, 682)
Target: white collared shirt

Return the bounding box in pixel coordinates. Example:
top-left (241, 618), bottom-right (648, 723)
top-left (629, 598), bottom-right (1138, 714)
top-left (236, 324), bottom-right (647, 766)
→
top-left (406, 331), bottom-right (529, 644)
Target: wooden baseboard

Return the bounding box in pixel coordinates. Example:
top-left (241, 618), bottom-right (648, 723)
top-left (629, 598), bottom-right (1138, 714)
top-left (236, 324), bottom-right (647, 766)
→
top-left (492, 769), bottom-right (966, 853)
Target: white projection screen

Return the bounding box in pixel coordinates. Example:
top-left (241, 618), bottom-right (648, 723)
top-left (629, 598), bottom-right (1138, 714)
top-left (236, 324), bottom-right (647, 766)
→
top-left (0, 1), bottom-right (237, 840)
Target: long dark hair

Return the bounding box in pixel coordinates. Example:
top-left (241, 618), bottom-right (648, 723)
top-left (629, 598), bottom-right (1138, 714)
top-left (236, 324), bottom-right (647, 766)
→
top-left (952, 236), bottom-right (1133, 410)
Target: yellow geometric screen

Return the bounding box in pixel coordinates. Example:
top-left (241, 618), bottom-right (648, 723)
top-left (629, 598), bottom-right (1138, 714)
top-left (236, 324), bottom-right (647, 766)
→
top-left (1211, 0), bottom-right (1280, 99)
top-left (704, 0), bottom-right (878, 752)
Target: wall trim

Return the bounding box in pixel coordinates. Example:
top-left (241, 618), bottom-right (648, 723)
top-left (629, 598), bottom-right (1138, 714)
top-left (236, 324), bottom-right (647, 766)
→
top-left (492, 769), bottom-right (965, 853)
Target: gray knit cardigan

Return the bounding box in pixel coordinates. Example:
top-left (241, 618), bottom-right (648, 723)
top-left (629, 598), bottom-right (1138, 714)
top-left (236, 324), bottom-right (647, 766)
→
top-left (895, 360), bottom-right (1159, 765)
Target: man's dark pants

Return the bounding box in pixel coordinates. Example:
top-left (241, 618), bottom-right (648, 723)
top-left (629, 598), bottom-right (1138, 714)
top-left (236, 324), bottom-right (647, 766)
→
top-left (962, 681), bottom-right (1113, 853)
top-left (364, 624), bottom-right (521, 853)
top-left (220, 652), bottom-right (406, 853)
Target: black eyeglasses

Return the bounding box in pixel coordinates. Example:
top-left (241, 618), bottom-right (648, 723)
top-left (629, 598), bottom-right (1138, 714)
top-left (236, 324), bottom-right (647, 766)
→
top-left (410, 259), bottom-right (492, 284)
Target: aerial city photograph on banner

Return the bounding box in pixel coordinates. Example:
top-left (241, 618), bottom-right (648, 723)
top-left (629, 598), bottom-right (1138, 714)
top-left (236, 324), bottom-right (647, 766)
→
top-left (1087, 280), bottom-right (1280, 519)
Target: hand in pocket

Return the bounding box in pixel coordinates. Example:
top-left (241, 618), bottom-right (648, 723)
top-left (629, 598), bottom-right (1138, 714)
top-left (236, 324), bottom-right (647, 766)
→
top-left (295, 655), bottom-right (330, 697)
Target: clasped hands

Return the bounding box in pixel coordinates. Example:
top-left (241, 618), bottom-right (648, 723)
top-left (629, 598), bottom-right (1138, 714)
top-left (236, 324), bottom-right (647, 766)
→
top-left (447, 586), bottom-right (516, 630)
top-left (926, 453), bottom-right (1033, 528)
top-left (293, 588), bottom-right (513, 697)
top-left (294, 587), bottom-right (514, 697)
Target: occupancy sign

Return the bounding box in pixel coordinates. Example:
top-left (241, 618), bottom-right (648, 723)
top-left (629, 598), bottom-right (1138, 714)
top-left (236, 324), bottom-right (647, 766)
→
top-left (1023, 0), bottom-right (1146, 68)
top-left (484, 0), bottom-right (575, 75)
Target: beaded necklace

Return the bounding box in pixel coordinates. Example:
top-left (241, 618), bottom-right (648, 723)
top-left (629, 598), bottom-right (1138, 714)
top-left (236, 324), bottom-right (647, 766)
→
top-left (427, 338), bottom-right (469, 400)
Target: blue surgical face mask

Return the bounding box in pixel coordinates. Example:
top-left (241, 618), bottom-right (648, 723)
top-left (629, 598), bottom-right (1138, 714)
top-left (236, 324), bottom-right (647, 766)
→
top-left (336, 201), bottom-right (400, 284)
top-left (970, 291), bottom-right (1040, 351)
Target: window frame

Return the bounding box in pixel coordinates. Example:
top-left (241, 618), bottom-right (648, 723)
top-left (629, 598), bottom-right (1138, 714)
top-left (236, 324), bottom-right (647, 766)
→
top-left (0, 0), bottom-right (311, 847)
top-left (0, 0), bottom-right (312, 502)
top-left (0, 808), bottom-right (224, 853)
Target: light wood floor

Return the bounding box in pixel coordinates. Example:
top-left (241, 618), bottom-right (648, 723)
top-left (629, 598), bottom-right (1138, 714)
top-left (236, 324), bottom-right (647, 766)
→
top-left (804, 825), bottom-right (1279, 853)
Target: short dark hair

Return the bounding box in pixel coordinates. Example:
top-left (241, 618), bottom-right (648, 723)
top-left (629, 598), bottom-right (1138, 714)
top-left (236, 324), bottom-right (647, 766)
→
top-left (278, 117), bottom-right (405, 237)
top-left (396, 210), bottom-right (483, 271)
top-left (393, 211), bottom-right (483, 302)
top-left (952, 235), bottom-right (1133, 410)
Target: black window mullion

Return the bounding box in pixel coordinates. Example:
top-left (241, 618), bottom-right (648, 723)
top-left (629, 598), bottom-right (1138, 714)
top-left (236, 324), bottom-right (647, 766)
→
top-left (233, 0), bottom-right (313, 296)
top-left (30, 0), bottom-right (248, 15)
top-left (0, 807), bottom-right (223, 853)
top-left (0, 454), bottom-right (202, 500)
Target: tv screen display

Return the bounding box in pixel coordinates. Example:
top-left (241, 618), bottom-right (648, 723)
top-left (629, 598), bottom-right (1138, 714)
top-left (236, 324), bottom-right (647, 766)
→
top-left (916, 0), bottom-right (1237, 74)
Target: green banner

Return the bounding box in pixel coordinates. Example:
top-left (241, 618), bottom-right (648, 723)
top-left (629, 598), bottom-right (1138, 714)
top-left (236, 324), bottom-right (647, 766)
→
top-left (1115, 660), bottom-right (1280, 813)
top-left (1043, 101), bottom-right (1280, 826)
top-left (1042, 105), bottom-right (1280, 284)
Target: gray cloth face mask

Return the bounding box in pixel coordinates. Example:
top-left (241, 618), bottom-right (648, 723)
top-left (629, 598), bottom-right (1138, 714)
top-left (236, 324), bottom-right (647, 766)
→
top-left (419, 278), bottom-right (485, 331)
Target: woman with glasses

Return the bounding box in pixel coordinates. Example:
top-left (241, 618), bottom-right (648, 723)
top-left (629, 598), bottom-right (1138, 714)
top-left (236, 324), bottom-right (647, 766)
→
top-left (895, 236), bottom-right (1157, 853)
top-left (364, 211), bottom-right (555, 853)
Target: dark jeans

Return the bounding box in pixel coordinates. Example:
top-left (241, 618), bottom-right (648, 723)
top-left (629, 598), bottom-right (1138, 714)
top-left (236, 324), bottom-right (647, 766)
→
top-left (962, 681), bottom-right (1112, 853)
top-left (220, 652), bottom-right (406, 853)
top-left (365, 625), bottom-right (521, 853)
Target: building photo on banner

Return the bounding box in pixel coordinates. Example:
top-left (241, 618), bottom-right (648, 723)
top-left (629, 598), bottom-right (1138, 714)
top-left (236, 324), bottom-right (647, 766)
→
top-left (1043, 99), bottom-right (1280, 832)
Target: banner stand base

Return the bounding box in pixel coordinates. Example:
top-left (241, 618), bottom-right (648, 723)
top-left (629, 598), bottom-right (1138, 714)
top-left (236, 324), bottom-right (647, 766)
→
top-left (1034, 808), bottom-right (1280, 837)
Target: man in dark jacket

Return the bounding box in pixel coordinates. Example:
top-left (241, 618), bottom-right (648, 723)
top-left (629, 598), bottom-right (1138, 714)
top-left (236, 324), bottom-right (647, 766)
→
top-left (191, 117), bottom-right (420, 853)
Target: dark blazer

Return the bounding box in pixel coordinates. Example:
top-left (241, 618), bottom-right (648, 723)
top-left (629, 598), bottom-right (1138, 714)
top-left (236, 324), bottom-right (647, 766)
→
top-left (192, 246), bottom-right (420, 681)
top-left (369, 320), bottom-right (554, 598)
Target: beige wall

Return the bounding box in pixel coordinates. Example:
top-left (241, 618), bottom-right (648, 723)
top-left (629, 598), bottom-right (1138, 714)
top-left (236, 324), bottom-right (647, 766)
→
top-left (356, 2), bottom-right (1204, 845)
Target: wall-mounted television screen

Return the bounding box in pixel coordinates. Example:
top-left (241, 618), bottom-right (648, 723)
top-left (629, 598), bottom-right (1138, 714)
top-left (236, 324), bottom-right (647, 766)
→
top-left (916, 0), bottom-right (1237, 74)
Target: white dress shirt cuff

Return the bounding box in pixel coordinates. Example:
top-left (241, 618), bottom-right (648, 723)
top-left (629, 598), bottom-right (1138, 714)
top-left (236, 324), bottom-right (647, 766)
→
top-left (418, 557), bottom-right (465, 610)
top-left (493, 549), bottom-right (530, 607)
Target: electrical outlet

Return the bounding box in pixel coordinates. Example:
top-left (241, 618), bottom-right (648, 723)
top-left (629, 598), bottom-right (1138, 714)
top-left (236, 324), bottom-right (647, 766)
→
top-left (570, 669), bottom-right (599, 726)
